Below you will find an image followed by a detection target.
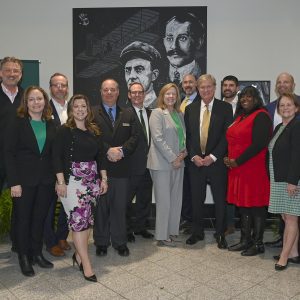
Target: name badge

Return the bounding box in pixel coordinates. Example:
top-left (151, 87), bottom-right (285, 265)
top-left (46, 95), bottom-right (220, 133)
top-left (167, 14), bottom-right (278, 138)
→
top-left (122, 123), bottom-right (130, 127)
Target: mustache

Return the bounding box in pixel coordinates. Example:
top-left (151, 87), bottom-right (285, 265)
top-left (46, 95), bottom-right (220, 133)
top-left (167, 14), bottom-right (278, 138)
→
top-left (167, 49), bottom-right (185, 57)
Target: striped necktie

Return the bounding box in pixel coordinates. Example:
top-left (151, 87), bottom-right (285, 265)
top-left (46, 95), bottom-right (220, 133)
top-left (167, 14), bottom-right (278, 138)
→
top-left (108, 107), bottom-right (115, 127)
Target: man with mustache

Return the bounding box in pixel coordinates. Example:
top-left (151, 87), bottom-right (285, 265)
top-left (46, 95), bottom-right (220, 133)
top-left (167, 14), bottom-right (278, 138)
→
top-left (120, 41), bottom-right (161, 109)
top-left (163, 13), bottom-right (205, 85)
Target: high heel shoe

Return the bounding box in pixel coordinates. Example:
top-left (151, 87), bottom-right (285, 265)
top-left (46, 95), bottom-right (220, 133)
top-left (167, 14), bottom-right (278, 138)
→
top-left (72, 253), bottom-right (83, 271)
top-left (275, 262), bottom-right (288, 271)
top-left (83, 273), bottom-right (97, 282)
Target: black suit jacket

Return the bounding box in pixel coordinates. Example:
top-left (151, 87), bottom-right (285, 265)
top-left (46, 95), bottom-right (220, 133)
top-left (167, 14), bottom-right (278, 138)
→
top-left (185, 98), bottom-right (233, 160)
top-left (49, 99), bottom-right (62, 127)
top-left (181, 92), bottom-right (200, 104)
top-left (271, 117), bottom-right (300, 185)
top-left (4, 117), bottom-right (56, 187)
top-left (93, 104), bottom-right (138, 177)
top-left (127, 106), bottom-right (151, 176)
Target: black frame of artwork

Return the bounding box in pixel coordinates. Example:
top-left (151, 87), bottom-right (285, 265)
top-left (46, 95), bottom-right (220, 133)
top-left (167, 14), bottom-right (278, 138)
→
top-left (73, 6), bottom-right (207, 107)
top-left (238, 80), bottom-right (271, 105)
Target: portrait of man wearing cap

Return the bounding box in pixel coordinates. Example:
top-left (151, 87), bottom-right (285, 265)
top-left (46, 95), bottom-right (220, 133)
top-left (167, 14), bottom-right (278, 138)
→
top-left (120, 41), bottom-right (161, 109)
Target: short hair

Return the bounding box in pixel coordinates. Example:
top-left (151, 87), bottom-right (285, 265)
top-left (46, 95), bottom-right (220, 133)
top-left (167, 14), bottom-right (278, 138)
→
top-left (182, 73), bottom-right (197, 82)
top-left (276, 92), bottom-right (299, 115)
top-left (66, 94), bottom-right (100, 135)
top-left (197, 74), bottom-right (216, 87)
top-left (236, 86), bottom-right (263, 114)
top-left (49, 72), bottom-right (68, 86)
top-left (157, 83), bottom-right (181, 112)
top-left (17, 86), bottom-right (52, 120)
top-left (0, 56), bottom-right (23, 71)
top-left (222, 75), bottom-right (239, 86)
top-left (128, 82), bottom-right (144, 93)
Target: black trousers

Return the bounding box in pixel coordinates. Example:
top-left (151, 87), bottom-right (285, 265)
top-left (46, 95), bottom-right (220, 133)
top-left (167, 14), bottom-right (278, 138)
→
top-left (189, 162), bottom-right (227, 235)
top-left (181, 163), bottom-right (193, 222)
top-left (13, 184), bottom-right (54, 255)
top-left (93, 177), bottom-right (129, 248)
top-left (127, 169), bottom-right (152, 233)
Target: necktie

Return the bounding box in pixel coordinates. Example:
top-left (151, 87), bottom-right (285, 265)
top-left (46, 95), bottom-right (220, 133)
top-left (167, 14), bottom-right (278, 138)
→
top-left (200, 104), bottom-right (211, 154)
top-left (139, 109), bottom-right (147, 140)
top-left (173, 70), bottom-right (180, 85)
top-left (180, 96), bottom-right (189, 113)
top-left (108, 107), bottom-right (114, 127)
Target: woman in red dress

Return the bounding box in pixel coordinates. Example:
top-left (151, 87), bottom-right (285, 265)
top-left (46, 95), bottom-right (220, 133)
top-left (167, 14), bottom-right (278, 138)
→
top-left (224, 86), bottom-right (272, 256)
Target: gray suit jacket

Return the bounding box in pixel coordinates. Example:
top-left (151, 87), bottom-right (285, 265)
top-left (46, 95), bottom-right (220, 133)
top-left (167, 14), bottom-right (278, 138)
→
top-left (147, 108), bottom-right (186, 171)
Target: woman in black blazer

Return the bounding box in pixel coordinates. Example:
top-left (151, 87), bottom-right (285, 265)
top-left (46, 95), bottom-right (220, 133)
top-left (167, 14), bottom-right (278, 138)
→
top-left (268, 93), bottom-right (300, 271)
top-left (5, 86), bottom-right (56, 277)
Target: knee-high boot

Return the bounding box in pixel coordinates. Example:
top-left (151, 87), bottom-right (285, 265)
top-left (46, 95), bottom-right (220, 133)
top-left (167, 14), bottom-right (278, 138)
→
top-left (241, 215), bottom-right (265, 256)
top-left (228, 214), bottom-right (253, 251)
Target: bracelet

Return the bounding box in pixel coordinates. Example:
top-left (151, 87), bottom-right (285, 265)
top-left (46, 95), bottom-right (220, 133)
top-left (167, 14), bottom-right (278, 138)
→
top-left (57, 180), bottom-right (65, 185)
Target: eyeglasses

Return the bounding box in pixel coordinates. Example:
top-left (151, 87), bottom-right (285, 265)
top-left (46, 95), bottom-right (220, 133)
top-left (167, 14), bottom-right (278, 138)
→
top-left (130, 91), bottom-right (144, 96)
top-left (51, 83), bottom-right (68, 89)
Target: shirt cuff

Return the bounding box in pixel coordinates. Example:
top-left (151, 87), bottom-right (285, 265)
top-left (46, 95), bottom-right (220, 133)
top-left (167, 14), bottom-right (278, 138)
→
top-left (209, 154), bottom-right (217, 162)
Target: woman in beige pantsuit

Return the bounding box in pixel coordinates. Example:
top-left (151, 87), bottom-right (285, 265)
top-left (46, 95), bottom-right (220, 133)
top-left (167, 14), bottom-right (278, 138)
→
top-left (147, 83), bottom-right (187, 247)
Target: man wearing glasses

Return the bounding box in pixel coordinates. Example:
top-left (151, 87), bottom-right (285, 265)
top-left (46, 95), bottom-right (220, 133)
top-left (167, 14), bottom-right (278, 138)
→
top-left (126, 82), bottom-right (153, 243)
top-left (93, 79), bottom-right (138, 257)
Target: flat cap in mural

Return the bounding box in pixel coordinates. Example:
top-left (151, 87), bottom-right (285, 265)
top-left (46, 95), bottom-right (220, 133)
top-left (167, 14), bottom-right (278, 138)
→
top-left (120, 41), bottom-right (161, 64)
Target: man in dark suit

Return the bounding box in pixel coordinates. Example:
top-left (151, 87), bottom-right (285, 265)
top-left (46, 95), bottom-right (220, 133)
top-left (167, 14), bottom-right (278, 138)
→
top-left (179, 74), bottom-right (200, 233)
top-left (93, 78), bottom-right (138, 256)
top-left (184, 74), bottom-right (233, 249)
top-left (43, 73), bottom-right (70, 257)
top-left (265, 72), bottom-right (300, 248)
top-left (126, 82), bottom-right (153, 243)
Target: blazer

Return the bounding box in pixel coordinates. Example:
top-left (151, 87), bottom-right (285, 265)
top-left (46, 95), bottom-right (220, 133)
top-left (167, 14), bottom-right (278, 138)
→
top-left (93, 104), bottom-right (138, 177)
top-left (50, 99), bottom-right (62, 127)
top-left (147, 108), bottom-right (186, 171)
top-left (127, 106), bottom-right (151, 176)
top-left (271, 117), bottom-right (300, 185)
top-left (184, 98), bottom-right (233, 160)
top-left (4, 117), bottom-right (56, 187)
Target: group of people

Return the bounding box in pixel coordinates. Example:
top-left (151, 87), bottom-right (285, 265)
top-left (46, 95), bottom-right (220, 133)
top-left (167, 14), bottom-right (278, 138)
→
top-left (1, 55), bottom-right (299, 282)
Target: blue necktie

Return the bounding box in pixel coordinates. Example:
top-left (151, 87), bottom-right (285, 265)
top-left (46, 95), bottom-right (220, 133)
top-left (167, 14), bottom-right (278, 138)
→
top-left (108, 107), bottom-right (114, 127)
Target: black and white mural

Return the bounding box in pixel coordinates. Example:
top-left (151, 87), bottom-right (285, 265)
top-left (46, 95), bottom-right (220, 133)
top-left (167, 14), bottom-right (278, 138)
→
top-left (73, 7), bottom-right (207, 107)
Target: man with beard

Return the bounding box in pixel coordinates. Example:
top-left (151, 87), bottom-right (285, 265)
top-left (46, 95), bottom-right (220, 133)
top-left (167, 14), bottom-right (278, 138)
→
top-left (120, 41), bottom-right (161, 109)
top-left (163, 13), bottom-right (205, 85)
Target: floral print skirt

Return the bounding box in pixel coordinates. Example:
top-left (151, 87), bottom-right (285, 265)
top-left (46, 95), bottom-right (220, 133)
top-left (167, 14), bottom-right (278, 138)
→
top-left (61, 161), bottom-right (101, 232)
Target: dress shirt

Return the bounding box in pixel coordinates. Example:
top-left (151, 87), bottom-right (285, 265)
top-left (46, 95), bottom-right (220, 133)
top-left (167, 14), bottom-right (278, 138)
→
top-left (133, 106), bottom-right (149, 144)
top-left (223, 94), bottom-right (238, 115)
top-left (1, 83), bottom-right (18, 103)
top-left (185, 91), bottom-right (198, 106)
top-left (51, 98), bottom-right (68, 125)
top-left (103, 103), bottom-right (117, 121)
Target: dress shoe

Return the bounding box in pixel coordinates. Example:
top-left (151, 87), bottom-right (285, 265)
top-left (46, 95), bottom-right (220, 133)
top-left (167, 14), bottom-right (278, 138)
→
top-left (58, 240), bottom-right (71, 251)
top-left (275, 262), bottom-right (288, 271)
top-left (47, 245), bottom-right (65, 257)
top-left (157, 240), bottom-right (176, 247)
top-left (186, 233), bottom-right (205, 245)
top-left (273, 255), bottom-right (300, 264)
top-left (116, 245), bottom-right (129, 256)
top-left (32, 254), bottom-right (53, 268)
top-left (83, 273), bottom-right (97, 282)
top-left (265, 237), bottom-right (283, 248)
top-left (134, 229), bottom-right (154, 239)
top-left (241, 243), bottom-right (265, 256)
top-left (216, 235), bottom-right (228, 249)
top-left (127, 233), bottom-right (135, 243)
top-left (96, 245), bottom-right (107, 257)
top-left (18, 254), bottom-right (35, 277)
top-left (72, 253), bottom-right (83, 271)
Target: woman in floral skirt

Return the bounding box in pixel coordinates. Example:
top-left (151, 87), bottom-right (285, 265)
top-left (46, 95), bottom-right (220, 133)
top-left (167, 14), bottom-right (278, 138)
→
top-left (53, 94), bottom-right (107, 282)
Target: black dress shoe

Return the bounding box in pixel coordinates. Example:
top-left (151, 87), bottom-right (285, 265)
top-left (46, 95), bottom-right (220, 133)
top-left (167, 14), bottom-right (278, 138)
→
top-left (273, 255), bottom-right (300, 264)
top-left (96, 245), bottom-right (107, 257)
top-left (186, 233), bottom-right (205, 245)
top-left (83, 273), bottom-right (97, 282)
top-left (18, 254), bottom-right (35, 277)
top-left (134, 230), bottom-right (154, 239)
top-left (275, 262), bottom-right (288, 271)
top-left (216, 235), bottom-right (228, 249)
top-left (32, 254), bottom-right (53, 268)
top-left (127, 233), bottom-right (135, 243)
top-left (265, 237), bottom-right (283, 248)
top-left (116, 244), bottom-right (129, 256)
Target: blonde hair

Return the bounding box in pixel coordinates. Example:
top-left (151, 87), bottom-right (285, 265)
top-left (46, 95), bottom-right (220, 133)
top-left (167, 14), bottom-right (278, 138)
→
top-left (197, 74), bottom-right (216, 87)
top-left (157, 83), bottom-right (181, 112)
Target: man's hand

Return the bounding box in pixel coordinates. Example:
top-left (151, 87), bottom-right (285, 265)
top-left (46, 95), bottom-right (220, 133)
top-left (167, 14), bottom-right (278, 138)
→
top-left (107, 147), bottom-right (123, 162)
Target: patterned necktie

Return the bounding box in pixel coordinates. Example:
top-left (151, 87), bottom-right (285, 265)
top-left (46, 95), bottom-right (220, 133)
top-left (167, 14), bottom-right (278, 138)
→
top-left (180, 96), bottom-right (189, 113)
top-left (173, 70), bottom-right (180, 86)
top-left (139, 109), bottom-right (147, 140)
top-left (200, 104), bottom-right (211, 154)
top-left (108, 107), bottom-right (114, 127)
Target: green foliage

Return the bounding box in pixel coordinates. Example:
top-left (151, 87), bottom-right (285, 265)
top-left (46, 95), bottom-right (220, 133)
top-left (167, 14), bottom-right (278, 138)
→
top-left (0, 189), bottom-right (12, 240)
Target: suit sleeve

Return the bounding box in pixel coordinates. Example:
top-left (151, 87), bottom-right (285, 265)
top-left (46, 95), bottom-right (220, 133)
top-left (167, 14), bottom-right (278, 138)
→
top-left (287, 122), bottom-right (300, 185)
top-left (96, 135), bottom-right (107, 171)
top-left (121, 112), bottom-right (139, 156)
top-left (52, 126), bottom-right (68, 174)
top-left (149, 109), bottom-right (177, 163)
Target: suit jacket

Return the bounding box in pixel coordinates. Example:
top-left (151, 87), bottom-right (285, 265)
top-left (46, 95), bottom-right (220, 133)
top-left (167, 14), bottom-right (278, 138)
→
top-left (181, 92), bottom-right (200, 105)
top-left (50, 99), bottom-right (62, 127)
top-left (127, 106), bottom-right (151, 176)
top-left (147, 108), bottom-right (186, 171)
top-left (4, 117), bottom-right (56, 187)
top-left (184, 98), bottom-right (233, 160)
top-left (93, 103), bottom-right (138, 177)
top-left (271, 117), bottom-right (300, 185)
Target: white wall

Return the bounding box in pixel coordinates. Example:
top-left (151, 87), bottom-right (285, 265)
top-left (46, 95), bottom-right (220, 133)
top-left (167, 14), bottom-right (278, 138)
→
top-left (0, 0), bottom-right (299, 99)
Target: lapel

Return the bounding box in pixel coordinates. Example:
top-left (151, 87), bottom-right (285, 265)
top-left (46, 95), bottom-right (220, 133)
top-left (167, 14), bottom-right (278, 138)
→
top-left (113, 106), bottom-right (123, 131)
top-left (99, 104), bottom-right (114, 131)
top-left (273, 117), bottom-right (297, 147)
top-left (50, 100), bottom-right (60, 126)
top-left (208, 98), bottom-right (218, 131)
top-left (24, 118), bottom-right (41, 155)
top-left (132, 106), bottom-right (149, 144)
top-left (40, 121), bottom-right (52, 156)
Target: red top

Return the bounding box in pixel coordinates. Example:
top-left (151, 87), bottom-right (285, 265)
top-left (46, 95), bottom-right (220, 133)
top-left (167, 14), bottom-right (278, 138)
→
top-left (226, 109), bottom-right (270, 207)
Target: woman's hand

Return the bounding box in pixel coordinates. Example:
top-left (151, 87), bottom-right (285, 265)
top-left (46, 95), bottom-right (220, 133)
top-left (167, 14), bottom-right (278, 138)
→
top-left (224, 157), bottom-right (238, 168)
top-left (172, 156), bottom-right (182, 169)
top-left (56, 183), bottom-right (67, 198)
top-left (11, 185), bottom-right (22, 198)
top-left (100, 180), bottom-right (108, 195)
top-left (287, 183), bottom-right (299, 197)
